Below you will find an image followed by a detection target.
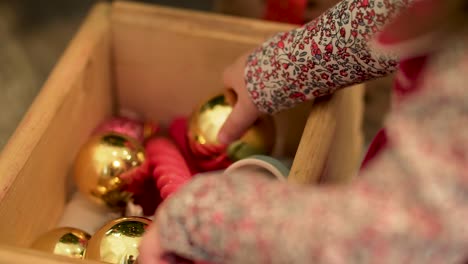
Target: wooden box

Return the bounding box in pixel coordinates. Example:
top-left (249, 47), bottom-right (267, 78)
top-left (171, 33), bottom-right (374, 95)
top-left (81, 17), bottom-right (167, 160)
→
top-left (0, 1), bottom-right (363, 263)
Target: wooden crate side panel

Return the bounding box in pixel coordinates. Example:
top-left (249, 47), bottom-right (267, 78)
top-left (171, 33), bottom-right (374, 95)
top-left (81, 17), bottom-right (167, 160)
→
top-left (0, 3), bottom-right (113, 247)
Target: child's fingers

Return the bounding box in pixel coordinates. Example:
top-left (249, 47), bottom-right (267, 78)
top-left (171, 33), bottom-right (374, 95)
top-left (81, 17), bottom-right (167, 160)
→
top-left (219, 51), bottom-right (260, 144)
top-left (218, 100), bottom-right (259, 145)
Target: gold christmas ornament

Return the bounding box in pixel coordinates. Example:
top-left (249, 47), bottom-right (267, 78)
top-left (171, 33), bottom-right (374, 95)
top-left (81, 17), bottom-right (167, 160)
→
top-left (30, 227), bottom-right (91, 259)
top-left (188, 94), bottom-right (275, 161)
top-left (73, 132), bottom-right (146, 209)
top-left (85, 217), bottom-right (152, 264)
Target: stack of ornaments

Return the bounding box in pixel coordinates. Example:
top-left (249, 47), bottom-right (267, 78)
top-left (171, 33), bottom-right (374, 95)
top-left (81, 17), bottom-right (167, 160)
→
top-left (29, 93), bottom-right (277, 263)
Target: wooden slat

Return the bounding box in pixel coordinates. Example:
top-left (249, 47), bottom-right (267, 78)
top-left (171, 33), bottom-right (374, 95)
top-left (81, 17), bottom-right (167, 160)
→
top-left (289, 85), bottom-right (364, 185)
top-left (321, 85), bottom-right (364, 184)
top-left (289, 92), bottom-right (342, 184)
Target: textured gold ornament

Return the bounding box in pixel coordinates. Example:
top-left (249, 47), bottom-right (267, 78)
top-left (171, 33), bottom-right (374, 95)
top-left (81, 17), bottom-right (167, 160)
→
top-left (30, 227), bottom-right (91, 259)
top-left (85, 217), bottom-right (151, 264)
top-left (73, 132), bottom-right (146, 209)
top-left (188, 94), bottom-right (275, 161)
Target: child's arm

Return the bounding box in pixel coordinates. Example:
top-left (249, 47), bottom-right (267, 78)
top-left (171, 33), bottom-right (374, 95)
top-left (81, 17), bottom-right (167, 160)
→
top-left (140, 30), bottom-right (468, 264)
top-left (246, 0), bottom-right (410, 114)
top-left (218, 0), bottom-right (411, 144)
top-left (157, 103), bottom-right (468, 264)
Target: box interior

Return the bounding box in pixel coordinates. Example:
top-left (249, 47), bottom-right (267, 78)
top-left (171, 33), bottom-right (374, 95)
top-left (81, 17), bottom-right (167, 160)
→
top-left (111, 1), bottom-right (312, 157)
top-left (0, 1), bottom-right (312, 255)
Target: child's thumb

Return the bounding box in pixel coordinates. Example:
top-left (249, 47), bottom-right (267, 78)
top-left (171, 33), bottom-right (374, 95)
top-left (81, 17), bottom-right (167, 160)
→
top-left (218, 101), bottom-right (259, 145)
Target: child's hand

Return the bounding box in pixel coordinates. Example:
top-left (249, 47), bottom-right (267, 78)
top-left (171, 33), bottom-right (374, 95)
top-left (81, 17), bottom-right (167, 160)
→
top-left (218, 52), bottom-right (262, 145)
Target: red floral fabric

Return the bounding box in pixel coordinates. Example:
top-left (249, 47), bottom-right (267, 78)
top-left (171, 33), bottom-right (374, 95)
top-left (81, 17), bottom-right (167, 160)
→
top-left (151, 0), bottom-right (468, 263)
top-left (246, 0), bottom-right (408, 114)
top-left (157, 40), bottom-right (468, 262)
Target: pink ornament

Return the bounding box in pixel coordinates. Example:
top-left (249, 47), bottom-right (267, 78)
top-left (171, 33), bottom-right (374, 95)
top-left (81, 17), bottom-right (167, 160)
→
top-left (146, 137), bottom-right (192, 200)
top-left (94, 116), bottom-right (159, 143)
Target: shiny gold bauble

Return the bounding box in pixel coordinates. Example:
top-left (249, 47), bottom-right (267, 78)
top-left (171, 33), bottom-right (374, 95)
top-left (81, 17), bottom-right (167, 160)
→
top-left (30, 227), bottom-right (91, 259)
top-left (73, 132), bottom-right (146, 209)
top-left (188, 94), bottom-right (276, 161)
top-left (85, 217), bottom-right (151, 264)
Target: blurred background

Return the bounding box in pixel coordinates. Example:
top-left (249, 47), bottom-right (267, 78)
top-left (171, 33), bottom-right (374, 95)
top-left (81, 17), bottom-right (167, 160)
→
top-left (0, 0), bottom-right (391, 151)
top-left (0, 0), bottom-right (215, 150)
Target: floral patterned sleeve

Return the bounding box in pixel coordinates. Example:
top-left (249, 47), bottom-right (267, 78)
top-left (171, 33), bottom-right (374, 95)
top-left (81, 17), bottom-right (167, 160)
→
top-left (154, 32), bottom-right (468, 263)
top-left (245, 0), bottom-right (409, 114)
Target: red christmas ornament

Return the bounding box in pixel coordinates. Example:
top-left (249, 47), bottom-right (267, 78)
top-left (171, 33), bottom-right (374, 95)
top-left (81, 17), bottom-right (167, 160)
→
top-left (264, 0), bottom-right (307, 25)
